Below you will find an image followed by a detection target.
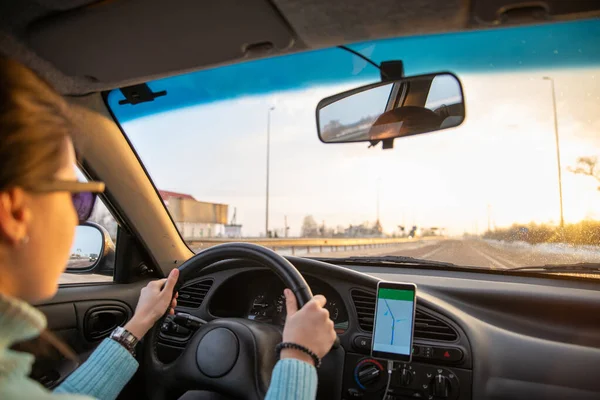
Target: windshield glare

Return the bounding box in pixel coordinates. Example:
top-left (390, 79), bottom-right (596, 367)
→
top-left (107, 20), bottom-right (600, 273)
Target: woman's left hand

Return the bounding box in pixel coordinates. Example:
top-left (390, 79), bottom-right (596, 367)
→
top-left (124, 268), bottom-right (179, 339)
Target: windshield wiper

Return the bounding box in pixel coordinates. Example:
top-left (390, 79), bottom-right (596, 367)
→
top-left (509, 262), bottom-right (600, 273)
top-left (311, 255), bottom-right (461, 268)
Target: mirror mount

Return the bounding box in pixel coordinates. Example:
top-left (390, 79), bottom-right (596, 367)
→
top-left (380, 60), bottom-right (405, 82)
top-left (365, 60), bottom-right (406, 150)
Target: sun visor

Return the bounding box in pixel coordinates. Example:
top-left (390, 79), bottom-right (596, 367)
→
top-left (473, 0), bottom-right (600, 25)
top-left (26, 0), bottom-right (297, 83)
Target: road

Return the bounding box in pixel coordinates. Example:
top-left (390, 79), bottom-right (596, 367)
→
top-left (59, 238), bottom-right (600, 284)
top-left (388, 239), bottom-right (523, 269)
top-left (294, 238), bottom-right (600, 269)
top-left (67, 259), bottom-right (94, 269)
top-left (340, 238), bottom-right (600, 269)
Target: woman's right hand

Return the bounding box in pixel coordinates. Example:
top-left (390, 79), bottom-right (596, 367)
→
top-left (280, 288), bottom-right (337, 365)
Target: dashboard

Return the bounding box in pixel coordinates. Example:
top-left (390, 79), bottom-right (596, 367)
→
top-left (208, 273), bottom-right (349, 333)
top-left (156, 257), bottom-right (600, 400)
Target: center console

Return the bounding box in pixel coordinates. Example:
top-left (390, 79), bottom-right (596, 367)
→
top-left (341, 284), bottom-right (472, 400)
top-left (343, 352), bottom-right (472, 400)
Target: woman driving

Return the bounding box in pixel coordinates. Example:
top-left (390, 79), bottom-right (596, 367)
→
top-left (0, 56), bottom-right (336, 399)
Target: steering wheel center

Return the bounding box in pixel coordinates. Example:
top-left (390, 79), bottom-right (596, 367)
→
top-left (196, 327), bottom-right (239, 378)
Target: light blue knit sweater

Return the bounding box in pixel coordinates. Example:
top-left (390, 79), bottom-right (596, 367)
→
top-left (0, 293), bottom-right (318, 399)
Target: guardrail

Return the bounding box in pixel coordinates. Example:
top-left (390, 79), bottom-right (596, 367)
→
top-left (187, 236), bottom-right (441, 255)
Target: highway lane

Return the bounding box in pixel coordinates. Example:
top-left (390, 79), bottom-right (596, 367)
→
top-left (305, 239), bottom-right (522, 269)
top-left (369, 239), bottom-right (600, 269)
top-left (386, 239), bottom-right (519, 269)
top-left (58, 238), bottom-right (600, 284)
top-left (294, 239), bottom-right (559, 269)
top-left (306, 238), bottom-right (600, 269)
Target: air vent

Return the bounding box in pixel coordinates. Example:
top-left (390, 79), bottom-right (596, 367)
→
top-left (414, 310), bottom-right (458, 342)
top-left (351, 289), bottom-right (376, 331)
top-left (350, 289), bottom-right (458, 342)
top-left (177, 279), bottom-right (213, 308)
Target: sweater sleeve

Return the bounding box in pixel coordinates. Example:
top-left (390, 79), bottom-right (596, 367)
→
top-left (54, 338), bottom-right (139, 400)
top-left (265, 358), bottom-right (318, 400)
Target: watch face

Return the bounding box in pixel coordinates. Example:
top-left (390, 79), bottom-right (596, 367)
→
top-left (112, 327), bottom-right (127, 340)
top-left (111, 327), bottom-right (138, 352)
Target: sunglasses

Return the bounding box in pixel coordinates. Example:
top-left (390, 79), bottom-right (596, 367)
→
top-left (30, 180), bottom-right (106, 221)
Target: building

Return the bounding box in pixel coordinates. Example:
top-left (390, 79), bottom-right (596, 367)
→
top-left (159, 190), bottom-right (228, 240)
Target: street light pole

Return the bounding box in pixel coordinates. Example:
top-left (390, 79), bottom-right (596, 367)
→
top-left (543, 76), bottom-right (564, 228)
top-left (266, 106), bottom-right (275, 237)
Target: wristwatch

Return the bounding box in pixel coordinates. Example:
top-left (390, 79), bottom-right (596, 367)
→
top-left (109, 326), bottom-right (139, 356)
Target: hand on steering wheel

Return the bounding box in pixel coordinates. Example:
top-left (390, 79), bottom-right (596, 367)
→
top-left (281, 289), bottom-right (336, 365)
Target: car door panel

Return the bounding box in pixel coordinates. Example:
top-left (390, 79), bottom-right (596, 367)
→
top-left (28, 280), bottom-right (151, 389)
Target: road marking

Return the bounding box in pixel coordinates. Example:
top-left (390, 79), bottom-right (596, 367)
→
top-left (468, 244), bottom-right (508, 269)
top-left (473, 241), bottom-right (520, 267)
top-left (490, 253), bottom-right (520, 268)
top-left (421, 246), bottom-right (443, 259)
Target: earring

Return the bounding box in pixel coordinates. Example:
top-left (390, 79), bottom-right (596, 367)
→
top-left (20, 235), bottom-right (29, 245)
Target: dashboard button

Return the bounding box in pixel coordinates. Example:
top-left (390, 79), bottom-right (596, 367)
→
top-left (434, 347), bottom-right (463, 362)
top-left (412, 345), bottom-right (420, 355)
top-left (422, 346), bottom-right (433, 358)
top-left (353, 336), bottom-right (372, 351)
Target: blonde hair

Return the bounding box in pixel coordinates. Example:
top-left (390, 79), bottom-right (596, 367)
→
top-left (0, 55), bottom-right (74, 191)
top-left (0, 55), bottom-right (79, 364)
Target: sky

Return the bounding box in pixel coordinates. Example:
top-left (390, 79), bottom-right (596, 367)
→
top-left (70, 226), bottom-right (102, 255)
top-left (122, 67), bottom-right (600, 237)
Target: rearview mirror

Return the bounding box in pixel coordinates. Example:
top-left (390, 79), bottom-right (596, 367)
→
top-left (317, 72), bottom-right (464, 145)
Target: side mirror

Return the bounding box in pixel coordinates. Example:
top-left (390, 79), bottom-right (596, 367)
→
top-left (66, 222), bottom-right (115, 276)
top-left (316, 72), bottom-right (465, 146)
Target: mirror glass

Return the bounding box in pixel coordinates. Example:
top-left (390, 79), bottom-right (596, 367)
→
top-left (317, 73), bottom-right (464, 143)
top-left (67, 225), bottom-right (103, 270)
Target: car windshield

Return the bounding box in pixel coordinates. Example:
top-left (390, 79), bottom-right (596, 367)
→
top-left (107, 19), bottom-right (600, 272)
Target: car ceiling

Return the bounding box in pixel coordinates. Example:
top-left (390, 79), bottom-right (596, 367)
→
top-left (0, 0), bottom-right (599, 95)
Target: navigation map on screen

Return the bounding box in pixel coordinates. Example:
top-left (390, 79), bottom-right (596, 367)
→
top-left (373, 287), bottom-right (415, 356)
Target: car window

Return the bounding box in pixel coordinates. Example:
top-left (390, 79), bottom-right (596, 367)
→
top-left (59, 171), bottom-right (116, 285)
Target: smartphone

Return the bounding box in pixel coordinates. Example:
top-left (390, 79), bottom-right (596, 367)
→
top-left (371, 281), bottom-right (417, 362)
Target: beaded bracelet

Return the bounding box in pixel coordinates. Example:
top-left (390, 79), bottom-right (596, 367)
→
top-left (275, 342), bottom-right (322, 368)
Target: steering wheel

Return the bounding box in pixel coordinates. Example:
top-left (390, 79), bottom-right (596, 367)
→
top-left (143, 243), bottom-right (314, 400)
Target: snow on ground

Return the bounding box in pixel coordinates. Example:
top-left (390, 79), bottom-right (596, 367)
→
top-left (484, 239), bottom-right (600, 262)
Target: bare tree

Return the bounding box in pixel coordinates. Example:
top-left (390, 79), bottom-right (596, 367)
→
top-left (301, 215), bottom-right (319, 237)
top-left (568, 156), bottom-right (600, 190)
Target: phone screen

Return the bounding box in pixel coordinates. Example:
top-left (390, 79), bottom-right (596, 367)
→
top-left (371, 281), bottom-right (417, 361)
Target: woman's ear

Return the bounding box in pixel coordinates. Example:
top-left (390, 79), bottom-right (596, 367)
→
top-left (0, 188), bottom-right (31, 246)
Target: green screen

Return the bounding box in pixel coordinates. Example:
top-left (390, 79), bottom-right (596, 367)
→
top-left (378, 288), bottom-right (414, 301)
